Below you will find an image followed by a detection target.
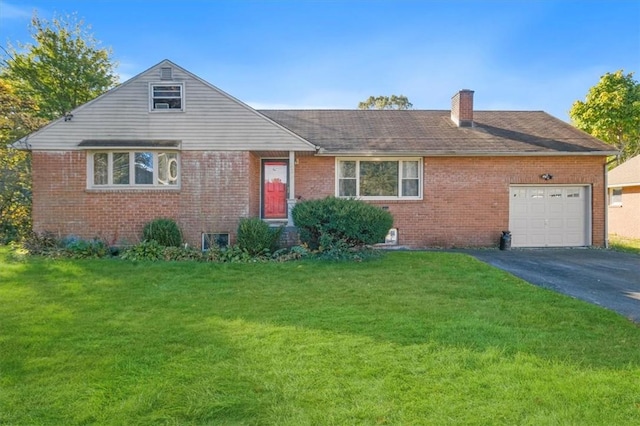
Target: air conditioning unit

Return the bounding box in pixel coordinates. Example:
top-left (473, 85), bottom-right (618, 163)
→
top-left (385, 228), bottom-right (398, 245)
top-left (155, 102), bottom-right (170, 109)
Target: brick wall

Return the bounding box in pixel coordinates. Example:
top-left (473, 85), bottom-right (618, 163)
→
top-left (32, 151), bottom-right (607, 249)
top-left (32, 151), bottom-right (252, 248)
top-left (294, 155), bottom-right (607, 248)
top-left (608, 186), bottom-right (640, 239)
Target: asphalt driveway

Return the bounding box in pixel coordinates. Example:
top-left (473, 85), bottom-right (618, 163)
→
top-left (461, 248), bottom-right (640, 323)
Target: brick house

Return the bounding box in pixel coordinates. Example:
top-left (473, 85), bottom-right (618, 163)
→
top-left (13, 60), bottom-right (617, 249)
top-left (608, 155), bottom-right (640, 239)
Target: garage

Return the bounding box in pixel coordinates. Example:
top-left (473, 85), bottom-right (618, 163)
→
top-left (509, 185), bottom-right (591, 247)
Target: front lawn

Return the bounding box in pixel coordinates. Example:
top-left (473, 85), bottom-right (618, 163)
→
top-left (1, 248), bottom-right (639, 424)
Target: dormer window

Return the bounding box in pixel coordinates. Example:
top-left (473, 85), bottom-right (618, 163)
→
top-left (150, 83), bottom-right (184, 111)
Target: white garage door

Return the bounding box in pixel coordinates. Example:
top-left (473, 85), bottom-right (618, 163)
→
top-left (509, 186), bottom-right (591, 247)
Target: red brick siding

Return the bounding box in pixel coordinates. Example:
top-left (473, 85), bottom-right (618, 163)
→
top-left (32, 152), bottom-right (607, 249)
top-left (294, 156), bottom-right (607, 248)
top-left (608, 186), bottom-right (640, 239)
top-left (33, 151), bottom-right (251, 248)
top-left (294, 156), bottom-right (334, 199)
top-left (249, 153), bottom-right (261, 217)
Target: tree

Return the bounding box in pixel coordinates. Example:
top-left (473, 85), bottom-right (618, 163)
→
top-left (358, 95), bottom-right (413, 110)
top-left (569, 70), bottom-right (640, 164)
top-left (1, 13), bottom-right (118, 121)
top-left (0, 13), bottom-right (118, 242)
top-left (0, 80), bottom-right (45, 242)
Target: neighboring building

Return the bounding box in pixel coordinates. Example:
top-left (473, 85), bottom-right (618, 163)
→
top-left (608, 155), bottom-right (640, 239)
top-left (13, 60), bottom-right (617, 249)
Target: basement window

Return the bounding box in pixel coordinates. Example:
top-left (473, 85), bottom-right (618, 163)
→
top-left (202, 233), bottom-right (230, 250)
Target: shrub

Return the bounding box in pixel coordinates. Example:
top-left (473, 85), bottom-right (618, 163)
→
top-left (218, 245), bottom-right (253, 263)
top-left (292, 197), bottom-right (394, 250)
top-left (121, 240), bottom-right (165, 261)
top-left (161, 245), bottom-right (203, 262)
top-left (63, 237), bottom-right (109, 259)
top-left (142, 218), bottom-right (182, 247)
top-left (21, 231), bottom-right (60, 256)
top-left (236, 217), bottom-right (283, 256)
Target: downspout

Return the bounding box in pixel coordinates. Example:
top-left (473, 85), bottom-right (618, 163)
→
top-left (603, 156), bottom-right (619, 248)
top-left (604, 160), bottom-right (609, 248)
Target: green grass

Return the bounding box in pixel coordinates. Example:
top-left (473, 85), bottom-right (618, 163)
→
top-left (1, 247), bottom-right (639, 425)
top-left (610, 234), bottom-right (640, 254)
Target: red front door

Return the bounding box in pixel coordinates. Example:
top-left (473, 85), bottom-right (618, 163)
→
top-left (263, 160), bottom-right (288, 219)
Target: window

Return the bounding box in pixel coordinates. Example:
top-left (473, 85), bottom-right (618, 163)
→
top-left (609, 187), bottom-right (623, 206)
top-left (336, 158), bottom-right (422, 199)
top-left (202, 233), bottom-right (229, 251)
top-left (90, 151), bottom-right (179, 188)
top-left (150, 83), bottom-right (183, 110)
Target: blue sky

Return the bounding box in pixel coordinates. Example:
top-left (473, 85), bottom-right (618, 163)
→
top-left (1, 0), bottom-right (638, 121)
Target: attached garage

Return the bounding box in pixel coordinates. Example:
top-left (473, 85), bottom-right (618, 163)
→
top-left (509, 185), bottom-right (591, 247)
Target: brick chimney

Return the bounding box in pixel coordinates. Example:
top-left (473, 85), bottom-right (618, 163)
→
top-left (451, 89), bottom-right (474, 127)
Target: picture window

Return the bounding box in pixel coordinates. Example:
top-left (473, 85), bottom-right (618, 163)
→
top-left (90, 151), bottom-right (179, 188)
top-left (336, 158), bottom-right (422, 200)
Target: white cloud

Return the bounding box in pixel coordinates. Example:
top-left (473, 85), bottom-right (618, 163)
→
top-left (0, 1), bottom-right (32, 20)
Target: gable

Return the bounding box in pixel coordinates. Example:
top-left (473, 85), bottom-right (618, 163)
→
top-left (17, 60), bottom-right (315, 152)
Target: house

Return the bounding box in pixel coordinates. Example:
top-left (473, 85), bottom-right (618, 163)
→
top-left (608, 155), bottom-right (640, 239)
top-left (13, 59), bottom-right (618, 249)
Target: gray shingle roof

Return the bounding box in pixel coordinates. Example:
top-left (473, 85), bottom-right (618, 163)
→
top-left (258, 109), bottom-right (617, 156)
top-left (608, 155), bottom-right (640, 186)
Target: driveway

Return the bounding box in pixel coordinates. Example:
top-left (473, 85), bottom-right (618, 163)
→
top-left (460, 248), bottom-right (640, 323)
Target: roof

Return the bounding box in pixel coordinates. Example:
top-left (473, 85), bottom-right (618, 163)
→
top-left (608, 155), bottom-right (640, 187)
top-left (259, 109), bottom-right (618, 156)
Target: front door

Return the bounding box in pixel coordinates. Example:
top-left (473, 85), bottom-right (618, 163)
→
top-left (262, 160), bottom-right (288, 219)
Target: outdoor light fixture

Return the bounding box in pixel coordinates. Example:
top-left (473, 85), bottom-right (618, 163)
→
top-left (541, 173), bottom-right (553, 180)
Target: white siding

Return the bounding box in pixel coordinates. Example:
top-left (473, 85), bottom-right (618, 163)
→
top-left (22, 60), bottom-right (315, 152)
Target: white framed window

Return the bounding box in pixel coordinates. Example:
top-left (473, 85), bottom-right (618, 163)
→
top-left (336, 158), bottom-right (422, 200)
top-left (609, 187), bottom-right (623, 206)
top-left (89, 151), bottom-right (179, 188)
top-left (150, 83), bottom-right (184, 111)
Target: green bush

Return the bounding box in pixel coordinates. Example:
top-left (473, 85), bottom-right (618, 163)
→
top-left (64, 237), bottom-right (109, 259)
top-left (120, 240), bottom-right (165, 261)
top-left (292, 197), bottom-right (394, 250)
top-left (142, 218), bottom-right (182, 247)
top-left (236, 218), bottom-right (283, 256)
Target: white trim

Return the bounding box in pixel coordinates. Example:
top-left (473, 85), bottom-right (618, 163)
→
top-left (607, 182), bottom-right (640, 188)
top-left (87, 150), bottom-right (181, 189)
top-left (260, 158), bottom-right (289, 220)
top-left (608, 187), bottom-right (623, 207)
top-left (335, 157), bottom-right (423, 201)
top-left (149, 82), bottom-right (185, 112)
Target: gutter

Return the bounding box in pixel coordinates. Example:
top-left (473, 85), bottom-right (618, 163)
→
top-left (314, 150), bottom-right (620, 157)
